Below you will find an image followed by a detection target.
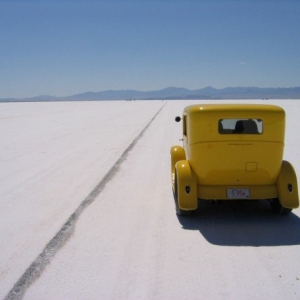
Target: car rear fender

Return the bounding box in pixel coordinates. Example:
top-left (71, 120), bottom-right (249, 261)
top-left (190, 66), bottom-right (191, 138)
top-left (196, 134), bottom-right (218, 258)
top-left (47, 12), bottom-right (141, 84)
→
top-left (175, 160), bottom-right (197, 210)
top-left (170, 146), bottom-right (186, 184)
top-left (277, 160), bottom-right (299, 208)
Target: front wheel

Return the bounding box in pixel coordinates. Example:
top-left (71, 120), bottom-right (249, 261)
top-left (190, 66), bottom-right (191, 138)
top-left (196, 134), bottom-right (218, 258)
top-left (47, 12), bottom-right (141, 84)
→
top-left (270, 198), bottom-right (292, 215)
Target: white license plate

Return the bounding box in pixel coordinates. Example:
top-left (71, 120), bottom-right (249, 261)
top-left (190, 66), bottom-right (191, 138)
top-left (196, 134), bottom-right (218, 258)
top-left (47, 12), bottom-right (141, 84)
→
top-left (227, 188), bottom-right (250, 199)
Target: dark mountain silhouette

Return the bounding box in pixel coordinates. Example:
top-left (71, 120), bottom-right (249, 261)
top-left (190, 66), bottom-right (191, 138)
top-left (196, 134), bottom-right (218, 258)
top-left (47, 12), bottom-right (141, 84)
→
top-left (1, 86), bottom-right (300, 102)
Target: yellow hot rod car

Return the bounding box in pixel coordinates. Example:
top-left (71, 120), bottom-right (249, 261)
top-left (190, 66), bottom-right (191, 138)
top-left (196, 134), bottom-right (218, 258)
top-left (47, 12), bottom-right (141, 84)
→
top-left (171, 104), bottom-right (299, 216)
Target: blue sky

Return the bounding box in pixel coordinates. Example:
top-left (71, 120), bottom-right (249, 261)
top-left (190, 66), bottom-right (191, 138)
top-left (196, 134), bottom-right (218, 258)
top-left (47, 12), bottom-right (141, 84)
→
top-left (1, 0), bottom-right (300, 98)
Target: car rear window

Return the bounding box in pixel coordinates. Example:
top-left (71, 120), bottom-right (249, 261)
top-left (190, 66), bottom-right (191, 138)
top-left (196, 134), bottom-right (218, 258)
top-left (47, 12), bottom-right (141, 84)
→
top-left (219, 118), bottom-right (263, 134)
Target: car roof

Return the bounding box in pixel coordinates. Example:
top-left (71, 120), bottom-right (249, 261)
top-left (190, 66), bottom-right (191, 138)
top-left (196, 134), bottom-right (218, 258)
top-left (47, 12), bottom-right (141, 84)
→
top-left (184, 104), bottom-right (284, 115)
top-left (182, 104), bottom-right (285, 144)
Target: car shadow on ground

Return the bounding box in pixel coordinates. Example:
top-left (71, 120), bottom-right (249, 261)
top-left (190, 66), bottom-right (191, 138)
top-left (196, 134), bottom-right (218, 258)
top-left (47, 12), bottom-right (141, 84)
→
top-left (176, 200), bottom-right (300, 247)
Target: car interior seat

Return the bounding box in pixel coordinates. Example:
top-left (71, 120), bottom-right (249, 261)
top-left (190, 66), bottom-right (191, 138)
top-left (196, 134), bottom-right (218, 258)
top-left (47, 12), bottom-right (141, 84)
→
top-left (234, 119), bottom-right (258, 134)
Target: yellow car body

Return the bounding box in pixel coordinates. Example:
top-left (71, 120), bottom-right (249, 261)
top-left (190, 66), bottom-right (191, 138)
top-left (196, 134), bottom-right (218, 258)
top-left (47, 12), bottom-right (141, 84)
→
top-left (171, 104), bottom-right (299, 215)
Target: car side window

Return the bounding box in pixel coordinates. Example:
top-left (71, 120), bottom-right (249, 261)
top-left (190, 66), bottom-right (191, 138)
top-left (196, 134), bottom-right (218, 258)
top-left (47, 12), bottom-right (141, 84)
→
top-left (183, 115), bottom-right (187, 136)
top-left (219, 118), bottom-right (263, 134)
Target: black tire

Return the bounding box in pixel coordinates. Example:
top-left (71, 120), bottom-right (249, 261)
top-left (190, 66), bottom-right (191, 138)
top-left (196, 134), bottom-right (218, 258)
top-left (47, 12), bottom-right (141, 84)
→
top-left (270, 198), bottom-right (292, 215)
top-left (174, 171), bottom-right (192, 216)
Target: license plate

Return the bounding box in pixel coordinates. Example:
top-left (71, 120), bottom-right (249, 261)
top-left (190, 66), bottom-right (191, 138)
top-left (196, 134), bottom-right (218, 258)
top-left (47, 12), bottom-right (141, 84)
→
top-left (227, 188), bottom-right (250, 199)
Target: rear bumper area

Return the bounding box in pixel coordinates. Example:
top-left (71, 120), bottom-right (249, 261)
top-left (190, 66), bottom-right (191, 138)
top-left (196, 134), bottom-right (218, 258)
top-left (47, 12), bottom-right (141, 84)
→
top-left (197, 184), bottom-right (278, 200)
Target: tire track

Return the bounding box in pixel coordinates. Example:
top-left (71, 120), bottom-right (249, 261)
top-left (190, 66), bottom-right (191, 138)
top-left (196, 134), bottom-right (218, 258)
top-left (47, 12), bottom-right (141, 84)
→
top-left (4, 102), bottom-right (167, 300)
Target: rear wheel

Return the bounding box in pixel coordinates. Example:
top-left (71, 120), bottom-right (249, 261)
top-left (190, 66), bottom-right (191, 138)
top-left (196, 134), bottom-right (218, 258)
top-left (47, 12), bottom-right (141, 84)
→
top-left (270, 198), bottom-right (292, 215)
top-left (174, 171), bottom-right (192, 216)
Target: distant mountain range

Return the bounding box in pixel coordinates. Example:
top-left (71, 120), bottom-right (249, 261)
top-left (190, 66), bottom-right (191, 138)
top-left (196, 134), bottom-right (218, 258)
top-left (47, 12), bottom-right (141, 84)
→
top-left (1, 86), bottom-right (300, 102)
